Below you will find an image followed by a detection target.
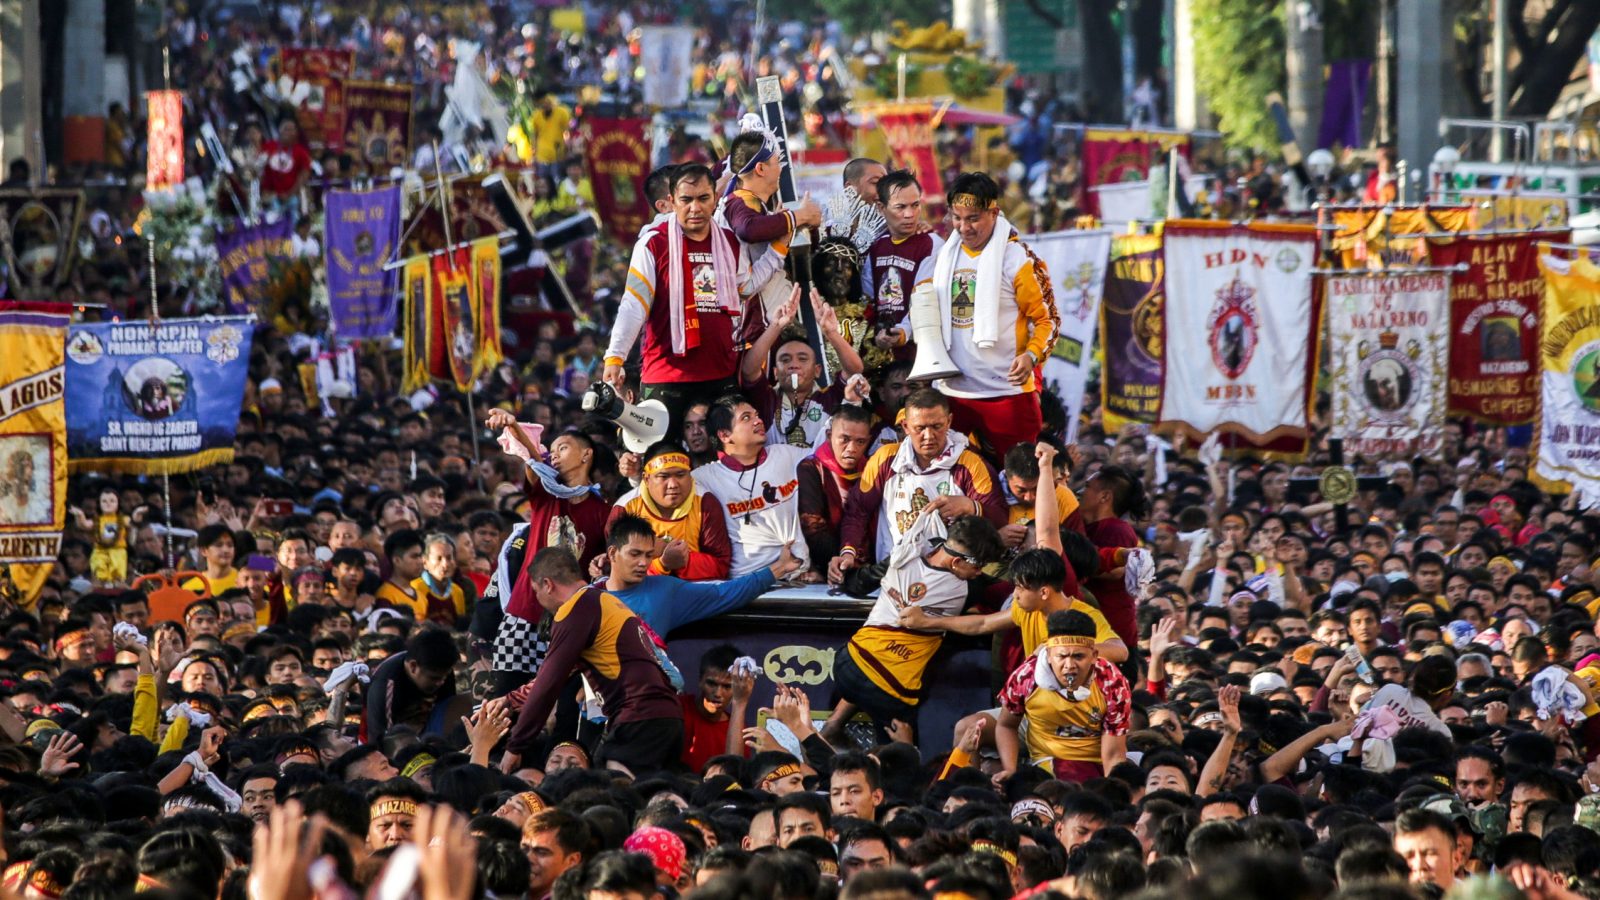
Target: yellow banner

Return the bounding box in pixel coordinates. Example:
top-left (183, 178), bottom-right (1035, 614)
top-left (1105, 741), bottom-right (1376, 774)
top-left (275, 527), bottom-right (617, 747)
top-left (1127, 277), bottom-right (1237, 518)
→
top-left (1329, 207), bottom-right (1476, 269)
top-left (1532, 253), bottom-right (1600, 498)
top-left (401, 256), bottom-right (432, 393)
top-left (1462, 194), bottom-right (1569, 232)
top-left (470, 237), bottom-right (504, 381)
top-left (0, 309), bottom-right (68, 609)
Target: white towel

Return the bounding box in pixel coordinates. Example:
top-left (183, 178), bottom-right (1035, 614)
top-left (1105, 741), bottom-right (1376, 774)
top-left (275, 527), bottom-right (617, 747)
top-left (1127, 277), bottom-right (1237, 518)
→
top-left (931, 215), bottom-right (1014, 350)
top-left (666, 217), bottom-right (740, 355)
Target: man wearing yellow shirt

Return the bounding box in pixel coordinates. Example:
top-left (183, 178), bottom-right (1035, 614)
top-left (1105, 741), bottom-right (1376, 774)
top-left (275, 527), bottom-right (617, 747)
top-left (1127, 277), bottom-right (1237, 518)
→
top-left (183, 525), bottom-right (239, 596)
top-left (529, 92), bottom-right (571, 178)
top-left (998, 442), bottom-right (1077, 550)
top-left (377, 529), bottom-right (427, 618)
top-left (409, 533), bottom-right (467, 626)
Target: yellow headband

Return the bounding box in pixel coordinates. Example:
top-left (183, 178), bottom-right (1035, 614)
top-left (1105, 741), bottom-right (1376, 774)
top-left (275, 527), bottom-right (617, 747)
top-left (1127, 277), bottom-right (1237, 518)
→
top-left (760, 762), bottom-right (802, 787)
top-left (370, 798), bottom-right (418, 819)
top-left (645, 453), bottom-right (691, 476)
top-left (518, 792), bottom-right (546, 815)
top-left (1044, 635), bottom-right (1094, 649)
top-left (28, 867), bottom-right (63, 899)
top-left (949, 193), bottom-right (997, 211)
top-left (55, 631), bottom-right (91, 651)
top-left (1488, 556), bottom-right (1516, 571)
top-left (223, 623), bottom-right (256, 641)
top-left (970, 841), bottom-right (1017, 867)
top-left (401, 754), bottom-right (436, 779)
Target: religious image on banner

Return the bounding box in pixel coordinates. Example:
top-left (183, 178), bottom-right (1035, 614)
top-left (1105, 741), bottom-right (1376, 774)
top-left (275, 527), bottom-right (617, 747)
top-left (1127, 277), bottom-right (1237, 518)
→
top-left (65, 318), bottom-right (256, 475)
top-left (1427, 232), bottom-right (1563, 424)
top-left (1159, 222), bottom-right (1320, 449)
top-left (0, 189), bottom-right (84, 302)
top-left (1079, 129), bottom-right (1189, 217)
top-left (146, 90), bottom-right (184, 190)
top-left (581, 118), bottom-right (652, 243)
top-left (432, 249), bottom-right (475, 391)
top-left (1462, 193), bottom-right (1569, 232)
top-left (869, 103), bottom-right (944, 197)
top-left (402, 256), bottom-right (433, 393)
top-left (279, 48), bottom-right (353, 151)
top-left (343, 81), bottom-right (412, 168)
top-left (1100, 234), bottom-right (1165, 432)
top-left (1025, 230), bottom-right (1112, 441)
top-left (1326, 272), bottom-right (1451, 459)
top-left (1330, 206), bottom-right (1475, 269)
top-left (470, 236), bottom-right (504, 379)
top-left (639, 26), bottom-right (695, 108)
top-left (403, 174), bottom-right (506, 259)
top-left (1533, 254), bottom-right (1600, 502)
top-left (216, 218), bottom-right (294, 315)
top-left (0, 306), bottom-right (67, 609)
top-left (324, 185), bottom-right (400, 339)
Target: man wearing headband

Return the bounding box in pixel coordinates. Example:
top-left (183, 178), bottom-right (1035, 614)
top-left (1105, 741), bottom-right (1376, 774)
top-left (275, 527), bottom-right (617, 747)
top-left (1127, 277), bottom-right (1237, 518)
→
top-left (926, 171), bottom-right (1058, 459)
top-left (720, 121), bottom-right (821, 282)
top-left (863, 169), bottom-right (941, 361)
top-left (602, 164), bottom-right (789, 437)
top-left (995, 609), bottom-right (1130, 785)
top-left (608, 441), bottom-right (733, 581)
top-left (365, 779), bottom-right (426, 850)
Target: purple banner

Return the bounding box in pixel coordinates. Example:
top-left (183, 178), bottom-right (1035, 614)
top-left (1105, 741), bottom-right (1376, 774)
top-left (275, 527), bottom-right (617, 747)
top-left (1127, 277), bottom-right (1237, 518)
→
top-left (216, 218), bottom-right (293, 315)
top-left (324, 186), bottom-right (400, 338)
top-left (1099, 234), bottom-right (1164, 429)
top-left (1317, 59), bottom-right (1371, 151)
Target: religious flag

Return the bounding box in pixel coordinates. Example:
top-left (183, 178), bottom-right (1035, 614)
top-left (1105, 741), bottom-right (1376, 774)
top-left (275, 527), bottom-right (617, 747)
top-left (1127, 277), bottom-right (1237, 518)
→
top-left (65, 318), bottom-right (254, 475)
top-left (278, 48), bottom-right (353, 151)
top-left (402, 174), bottom-right (506, 259)
top-left (146, 90), bottom-right (184, 190)
top-left (343, 81), bottom-right (412, 169)
top-left (432, 248), bottom-right (475, 391)
top-left (470, 236), bottom-right (504, 380)
top-left (870, 103), bottom-right (944, 197)
top-left (0, 305), bottom-right (67, 609)
top-left (1329, 206), bottom-right (1475, 269)
top-left (1461, 193), bottom-right (1569, 232)
top-left (1025, 230), bottom-right (1112, 442)
top-left (324, 185), bottom-right (401, 339)
top-left (401, 256), bottom-right (433, 393)
top-left (1326, 272), bottom-right (1451, 459)
top-left (1427, 233), bottom-right (1562, 424)
top-left (1079, 128), bottom-right (1189, 218)
top-left (1159, 221), bottom-right (1320, 450)
top-left (639, 26), bottom-right (696, 108)
top-left (1100, 233), bottom-right (1165, 432)
top-left (216, 218), bottom-right (293, 315)
top-left (582, 118), bottom-right (653, 243)
top-left (1533, 254), bottom-right (1600, 503)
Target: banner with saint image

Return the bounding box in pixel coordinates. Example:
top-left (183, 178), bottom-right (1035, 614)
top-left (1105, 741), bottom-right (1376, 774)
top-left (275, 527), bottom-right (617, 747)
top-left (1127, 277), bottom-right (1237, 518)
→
top-left (1326, 272), bottom-right (1451, 459)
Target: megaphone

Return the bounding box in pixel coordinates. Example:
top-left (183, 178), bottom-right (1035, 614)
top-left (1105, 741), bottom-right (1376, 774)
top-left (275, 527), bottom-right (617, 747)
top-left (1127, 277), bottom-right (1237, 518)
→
top-left (908, 283), bottom-right (961, 382)
top-left (582, 383), bottom-right (670, 453)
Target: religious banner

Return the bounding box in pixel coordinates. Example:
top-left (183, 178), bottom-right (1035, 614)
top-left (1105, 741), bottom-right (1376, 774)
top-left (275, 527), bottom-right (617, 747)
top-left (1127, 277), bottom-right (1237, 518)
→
top-left (1159, 221), bottom-right (1320, 450)
top-left (0, 305), bottom-right (67, 609)
top-left (581, 117), bottom-right (652, 243)
top-left (146, 90), bottom-right (184, 190)
top-left (1100, 233), bottom-right (1165, 432)
top-left (401, 256), bottom-right (433, 393)
top-left (1326, 272), bottom-right (1451, 459)
top-left (343, 81), bottom-right (412, 169)
top-left (432, 248), bottom-right (474, 390)
top-left (639, 26), bottom-right (696, 108)
top-left (1533, 254), bottom-right (1600, 502)
top-left (470, 236), bottom-right (504, 380)
top-left (870, 103), bottom-right (944, 197)
top-left (324, 185), bottom-right (401, 339)
top-left (1079, 128), bottom-right (1189, 217)
top-left (216, 218), bottom-right (293, 315)
top-left (1025, 230), bottom-right (1112, 442)
top-left (1426, 233), bottom-right (1561, 424)
top-left (1461, 193), bottom-right (1569, 232)
top-left (65, 318), bottom-right (255, 475)
top-left (1329, 206), bottom-right (1475, 269)
top-left (279, 48), bottom-right (353, 151)
top-left (0, 189), bottom-right (84, 301)
top-left (402, 174), bottom-right (506, 259)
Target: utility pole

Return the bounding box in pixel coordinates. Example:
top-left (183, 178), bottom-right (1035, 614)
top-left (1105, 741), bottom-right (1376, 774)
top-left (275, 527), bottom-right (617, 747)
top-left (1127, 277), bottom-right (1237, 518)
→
top-left (1490, 0), bottom-right (1507, 160)
top-left (1286, 0), bottom-right (1324, 150)
top-left (1376, 0), bottom-right (1393, 146)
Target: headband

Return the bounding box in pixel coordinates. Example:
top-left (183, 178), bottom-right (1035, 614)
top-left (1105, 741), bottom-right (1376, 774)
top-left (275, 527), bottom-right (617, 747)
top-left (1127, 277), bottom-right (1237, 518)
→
top-left (27, 868), bottom-right (62, 899)
top-left (401, 753), bottom-right (437, 779)
top-left (644, 453), bottom-right (692, 476)
top-left (223, 623), bottom-right (257, 642)
top-left (948, 193), bottom-right (998, 211)
top-left (2, 862), bottom-right (25, 891)
top-left (370, 798), bottom-right (418, 819)
top-left (134, 875), bottom-right (166, 894)
top-left (728, 114), bottom-right (780, 192)
top-left (54, 630), bottom-right (91, 652)
top-left (518, 792), bottom-right (546, 816)
top-left (1044, 634), bottom-right (1093, 649)
top-left (969, 841), bottom-right (1017, 867)
top-left (275, 743), bottom-right (318, 765)
top-left (551, 741), bottom-right (589, 766)
top-left (1192, 712), bottom-right (1224, 728)
top-left (1488, 556), bottom-right (1517, 571)
top-left (243, 702), bottom-right (279, 723)
top-left (1010, 798), bottom-right (1055, 824)
top-left (759, 762), bottom-right (803, 787)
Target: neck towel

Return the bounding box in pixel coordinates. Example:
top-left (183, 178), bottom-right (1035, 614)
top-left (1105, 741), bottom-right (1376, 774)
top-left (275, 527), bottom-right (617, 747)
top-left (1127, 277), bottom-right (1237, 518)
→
top-left (932, 215), bottom-right (1013, 350)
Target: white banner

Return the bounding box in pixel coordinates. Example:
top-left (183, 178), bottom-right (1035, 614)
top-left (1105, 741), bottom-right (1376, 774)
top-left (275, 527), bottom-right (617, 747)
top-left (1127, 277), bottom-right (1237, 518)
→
top-left (1159, 223), bottom-right (1318, 444)
top-left (1025, 230), bottom-right (1113, 441)
top-left (1326, 272), bottom-right (1451, 459)
top-left (640, 26), bottom-right (696, 108)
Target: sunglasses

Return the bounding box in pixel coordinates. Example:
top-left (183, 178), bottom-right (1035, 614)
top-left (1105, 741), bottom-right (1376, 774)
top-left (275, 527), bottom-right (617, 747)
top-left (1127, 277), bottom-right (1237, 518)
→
top-left (933, 539), bottom-right (981, 567)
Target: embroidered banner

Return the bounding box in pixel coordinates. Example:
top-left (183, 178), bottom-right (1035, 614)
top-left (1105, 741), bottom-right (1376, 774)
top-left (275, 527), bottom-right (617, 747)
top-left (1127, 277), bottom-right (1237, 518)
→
top-left (278, 48), bottom-right (353, 151)
top-left (0, 305), bottom-right (67, 609)
top-left (216, 218), bottom-right (293, 315)
top-left (1533, 254), bottom-right (1600, 503)
top-left (582, 117), bottom-right (652, 243)
top-left (343, 81), bottom-right (412, 169)
top-left (1025, 230), bottom-right (1112, 442)
top-left (1326, 272), bottom-right (1451, 459)
top-left (871, 103), bottom-right (944, 197)
top-left (1100, 233), bottom-right (1165, 432)
top-left (1079, 128), bottom-right (1189, 218)
top-left (470, 236), bottom-right (504, 382)
top-left (401, 256), bottom-right (433, 393)
top-left (324, 185), bottom-right (401, 338)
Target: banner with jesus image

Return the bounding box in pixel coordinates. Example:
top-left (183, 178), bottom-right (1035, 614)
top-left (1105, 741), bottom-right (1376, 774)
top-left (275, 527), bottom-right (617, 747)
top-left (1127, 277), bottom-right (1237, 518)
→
top-left (1326, 272), bottom-right (1451, 460)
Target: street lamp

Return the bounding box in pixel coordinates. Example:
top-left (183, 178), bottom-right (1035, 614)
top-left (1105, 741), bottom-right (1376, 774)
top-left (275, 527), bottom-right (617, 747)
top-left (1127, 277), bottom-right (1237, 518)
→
top-left (1306, 148), bottom-right (1335, 204)
top-left (1431, 145), bottom-right (1461, 204)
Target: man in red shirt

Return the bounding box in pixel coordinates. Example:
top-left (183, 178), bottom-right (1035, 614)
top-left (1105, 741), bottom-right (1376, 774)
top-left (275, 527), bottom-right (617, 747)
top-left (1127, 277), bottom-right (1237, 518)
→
top-left (602, 164), bottom-right (788, 436)
top-left (678, 643), bottom-right (750, 773)
top-left (260, 116), bottom-right (311, 199)
top-left (863, 170), bottom-right (942, 360)
top-left (1077, 464), bottom-right (1149, 650)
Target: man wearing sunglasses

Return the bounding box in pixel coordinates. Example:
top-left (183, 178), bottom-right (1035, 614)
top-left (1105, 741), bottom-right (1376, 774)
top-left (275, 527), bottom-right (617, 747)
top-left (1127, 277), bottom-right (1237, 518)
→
top-left (830, 512), bottom-right (1004, 740)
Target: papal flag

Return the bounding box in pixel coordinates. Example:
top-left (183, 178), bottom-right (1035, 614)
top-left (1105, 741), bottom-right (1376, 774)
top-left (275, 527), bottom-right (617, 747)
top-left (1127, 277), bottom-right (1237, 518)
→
top-left (1533, 254), bottom-right (1600, 502)
top-left (0, 305), bottom-right (68, 609)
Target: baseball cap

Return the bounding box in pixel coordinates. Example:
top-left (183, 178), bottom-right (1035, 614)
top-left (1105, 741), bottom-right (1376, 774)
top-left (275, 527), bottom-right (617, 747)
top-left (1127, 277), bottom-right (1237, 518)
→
top-left (1250, 671), bottom-right (1288, 696)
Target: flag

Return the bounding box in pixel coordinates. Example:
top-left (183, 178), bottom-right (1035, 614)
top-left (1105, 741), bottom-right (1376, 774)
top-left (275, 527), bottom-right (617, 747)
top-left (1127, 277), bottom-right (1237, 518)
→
top-left (1100, 233), bottom-right (1165, 432)
top-left (582, 117), bottom-right (652, 243)
top-left (1079, 128), bottom-right (1189, 217)
top-left (216, 218), bottom-right (294, 315)
top-left (343, 81), bottom-right (412, 169)
top-left (1025, 230), bottom-right (1112, 442)
top-left (65, 318), bottom-right (254, 475)
top-left (471, 236), bottom-right (504, 381)
top-left (1316, 60), bottom-right (1370, 151)
top-left (871, 103), bottom-right (944, 197)
top-left (639, 26), bottom-right (696, 107)
top-left (1158, 221), bottom-right (1320, 451)
top-left (146, 90), bottom-right (184, 190)
top-left (1326, 272), bottom-right (1451, 458)
top-left (1330, 207), bottom-right (1474, 269)
top-left (1533, 254), bottom-right (1600, 502)
top-left (432, 249), bottom-right (474, 391)
top-left (278, 48), bottom-right (353, 151)
top-left (0, 305), bottom-right (67, 609)
top-left (1427, 233), bottom-right (1563, 424)
top-left (1460, 193), bottom-right (1569, 232)
top-left (324, 185), bottom-right (401, 338)
top-left (401, 256), bottom-right (433, 393)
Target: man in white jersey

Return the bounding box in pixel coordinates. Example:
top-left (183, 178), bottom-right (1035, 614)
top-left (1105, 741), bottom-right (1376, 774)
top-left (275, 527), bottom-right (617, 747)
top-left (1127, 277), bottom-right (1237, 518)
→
top-left (692, 398), bottom-right (812, 577)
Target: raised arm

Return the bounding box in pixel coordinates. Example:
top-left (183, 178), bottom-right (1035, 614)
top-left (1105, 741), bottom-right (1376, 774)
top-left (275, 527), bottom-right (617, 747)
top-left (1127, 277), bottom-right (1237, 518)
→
top-left (1035, 443), bottom-right (1062, 554)
top-left (740, 287), bottom-right (801, 384)
top-left (1196, 685), bottom-right (1241, 796)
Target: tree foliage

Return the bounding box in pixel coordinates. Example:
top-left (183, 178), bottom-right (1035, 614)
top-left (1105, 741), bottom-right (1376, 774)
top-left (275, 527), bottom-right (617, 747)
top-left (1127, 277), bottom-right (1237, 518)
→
top-left (1191, 0), bottom-right (1286, 152)
top-left (812, 0), bottom-right (944, 40)
top-left (1454, 0), bottom-right (1600, 117)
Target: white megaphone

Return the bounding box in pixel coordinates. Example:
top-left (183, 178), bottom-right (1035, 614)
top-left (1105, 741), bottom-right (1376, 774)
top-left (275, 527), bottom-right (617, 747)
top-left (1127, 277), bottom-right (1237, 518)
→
top-left (907, 283), bottom-right (961, 382)
top-left (582, 383), bottom-right (670, 453)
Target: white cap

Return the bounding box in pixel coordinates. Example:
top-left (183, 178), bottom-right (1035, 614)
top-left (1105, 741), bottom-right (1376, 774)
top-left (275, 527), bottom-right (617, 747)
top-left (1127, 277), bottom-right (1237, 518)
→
top-left (1250, 671), bottom-right (1289, 696)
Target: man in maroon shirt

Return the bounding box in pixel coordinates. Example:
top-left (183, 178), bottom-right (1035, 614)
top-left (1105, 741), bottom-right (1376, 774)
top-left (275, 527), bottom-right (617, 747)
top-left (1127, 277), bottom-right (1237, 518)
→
top-left (797, 404), bottom-right (874, 577)
top-left (1077, 463), bottom-right (1149, 649)
top-left (862, 170), bottom-right (942, 360)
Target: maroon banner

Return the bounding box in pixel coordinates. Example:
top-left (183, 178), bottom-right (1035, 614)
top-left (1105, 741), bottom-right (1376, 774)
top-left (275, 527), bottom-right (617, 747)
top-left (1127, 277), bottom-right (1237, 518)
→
top-left (402, 173), bottom-right (506, 259)
top-left (1080, 129), bottom-right (1189, 217)
top-left (582, 117), bottom-right (652, 243)
top-left (343, 81), bottom-right (412, 168)
top-left (280, 48), bottom-right (353, 152)
top-left (873, 104), bottom-right (943, 198)
top-left (1428, 232), bottom-right (1565, 424)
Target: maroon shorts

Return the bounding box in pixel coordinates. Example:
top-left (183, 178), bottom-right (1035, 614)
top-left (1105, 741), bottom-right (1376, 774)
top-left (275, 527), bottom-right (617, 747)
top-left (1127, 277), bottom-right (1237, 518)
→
top-left (1051, 758), bottom-right (1105, 784)
top-left (946, 392), bottom-right (1044, 460)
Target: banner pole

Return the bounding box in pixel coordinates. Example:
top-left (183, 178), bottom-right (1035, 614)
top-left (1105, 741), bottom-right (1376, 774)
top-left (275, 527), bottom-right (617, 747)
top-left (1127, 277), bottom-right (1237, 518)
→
top-left (163, 472), bottom-right (174, 570)
top-left (464, 386), bottom-right (484, 492)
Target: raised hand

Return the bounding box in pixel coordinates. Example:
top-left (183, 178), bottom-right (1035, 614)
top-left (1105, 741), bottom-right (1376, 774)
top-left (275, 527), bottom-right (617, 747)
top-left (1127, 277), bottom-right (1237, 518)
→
top-left (38, 732), bottom-right (82, 778)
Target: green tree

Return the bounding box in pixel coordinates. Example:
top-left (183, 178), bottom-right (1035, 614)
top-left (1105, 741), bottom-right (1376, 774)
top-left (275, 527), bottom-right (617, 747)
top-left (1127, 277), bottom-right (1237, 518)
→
top-left (813, 0), bottom-right (945, 39)
top-left (1191, 0), bottom-right (1286, 152)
